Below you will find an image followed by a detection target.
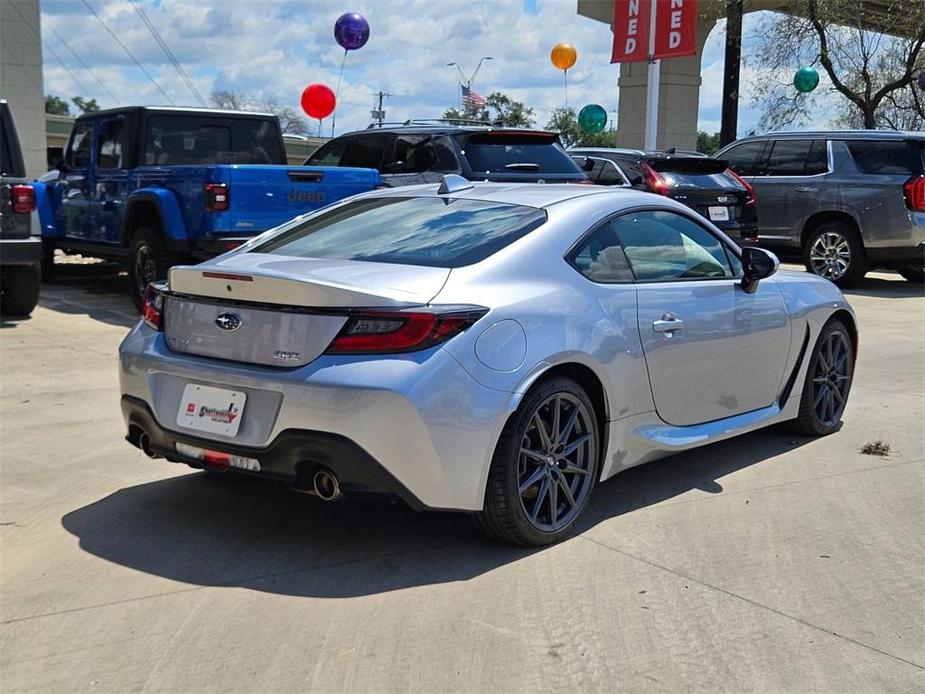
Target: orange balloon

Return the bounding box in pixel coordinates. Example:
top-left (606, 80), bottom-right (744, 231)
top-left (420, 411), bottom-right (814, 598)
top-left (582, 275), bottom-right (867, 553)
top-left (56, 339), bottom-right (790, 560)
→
top-left (550, 42), bottom-right (577, 71)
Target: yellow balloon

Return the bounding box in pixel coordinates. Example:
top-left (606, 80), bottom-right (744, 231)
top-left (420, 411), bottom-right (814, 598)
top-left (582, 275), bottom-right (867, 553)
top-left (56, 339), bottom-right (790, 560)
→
top-left (550, 42), bottom-right (577, 71)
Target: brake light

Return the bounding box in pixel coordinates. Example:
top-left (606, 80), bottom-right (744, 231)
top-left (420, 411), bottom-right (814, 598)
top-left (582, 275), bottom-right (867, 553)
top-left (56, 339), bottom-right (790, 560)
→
top-left (726, 168), bottom-right (757, 207)
top-left (326, 307), bottom-right (487, 354)
top-left (142, 283), bottom-right (165, 330)
top-left (639, 162), bottom-right (669, 195)
top-left (904, 175), bottom-right (925, 211)
top-left (204, 183), bottom-right (229, 212)
top-left (11, 184), bottom-right (35, 213)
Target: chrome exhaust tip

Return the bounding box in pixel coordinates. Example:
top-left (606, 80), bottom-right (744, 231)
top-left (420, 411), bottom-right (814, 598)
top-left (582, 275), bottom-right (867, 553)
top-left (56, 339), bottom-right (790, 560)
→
top-left (312, 468), bottom-right (341, 501)
top-left (138, 431), bottom-right (159, 459)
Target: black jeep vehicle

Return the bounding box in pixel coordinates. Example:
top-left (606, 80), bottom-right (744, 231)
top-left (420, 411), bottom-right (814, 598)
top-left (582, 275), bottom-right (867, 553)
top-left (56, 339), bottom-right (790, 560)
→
top-left (0, 99), bottom-right (41, 317)
top-left (303, 120), bottom-right (588, 186)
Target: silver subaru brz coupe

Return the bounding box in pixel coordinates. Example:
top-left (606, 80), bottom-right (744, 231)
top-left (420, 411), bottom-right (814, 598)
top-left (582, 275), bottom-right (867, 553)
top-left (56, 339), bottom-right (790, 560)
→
top-left (119, 177), bottom-right (856, 545)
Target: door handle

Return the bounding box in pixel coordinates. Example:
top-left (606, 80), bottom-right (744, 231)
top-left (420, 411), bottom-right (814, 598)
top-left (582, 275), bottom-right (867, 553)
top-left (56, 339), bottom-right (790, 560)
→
top-left (652, 314), bottom-right (684, 334)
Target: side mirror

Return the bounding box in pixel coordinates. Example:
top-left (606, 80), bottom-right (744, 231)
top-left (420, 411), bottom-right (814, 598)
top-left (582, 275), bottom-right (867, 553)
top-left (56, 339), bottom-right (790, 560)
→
top-left (570, 156), bottom-right (594, 172)
top-left (740, 246), bottom-right (779, 294)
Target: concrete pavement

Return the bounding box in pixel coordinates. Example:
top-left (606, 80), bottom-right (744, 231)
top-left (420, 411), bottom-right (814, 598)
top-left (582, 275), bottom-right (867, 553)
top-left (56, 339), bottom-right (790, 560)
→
top-left (1, 264), bottom-right (923, 692)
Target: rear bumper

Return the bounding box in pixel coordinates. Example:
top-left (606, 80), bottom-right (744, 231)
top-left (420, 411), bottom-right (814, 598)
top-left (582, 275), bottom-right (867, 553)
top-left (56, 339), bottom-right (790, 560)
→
top-left (866, 242), bottom-right (925, 267)
top-left (118, 323), bottom-right (515, 511)
top-left (0, 237), bottom-right (42, 266)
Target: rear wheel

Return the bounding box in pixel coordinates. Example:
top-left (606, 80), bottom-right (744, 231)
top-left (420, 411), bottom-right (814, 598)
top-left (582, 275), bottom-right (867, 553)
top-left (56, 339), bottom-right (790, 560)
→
top-left (897, 265), bottom-right (924, 283)
top-left (128, 226), bottom-right (171, 311)
top-left (0, 265), bottom-right (41, 317)
top-left (475, 377), bottom-right (600, 546)
top-left (803, 222), bottom-right (867, 288)
top-left (790, 319), bottom-right (854, 436)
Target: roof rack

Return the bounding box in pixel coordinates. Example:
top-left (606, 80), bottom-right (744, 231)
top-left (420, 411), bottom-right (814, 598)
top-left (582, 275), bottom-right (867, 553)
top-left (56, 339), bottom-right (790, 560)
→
top-left (365, 117), bottom-right (493, 129)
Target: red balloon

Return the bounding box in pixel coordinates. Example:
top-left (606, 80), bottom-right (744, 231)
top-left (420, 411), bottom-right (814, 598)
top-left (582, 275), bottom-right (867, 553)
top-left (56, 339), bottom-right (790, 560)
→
top-left (301, 83), bottom-right (336, 119)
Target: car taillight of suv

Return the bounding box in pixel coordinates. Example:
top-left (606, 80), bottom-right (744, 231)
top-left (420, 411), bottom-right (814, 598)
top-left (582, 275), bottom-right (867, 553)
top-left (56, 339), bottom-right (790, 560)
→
top-left (903, 175), bottom-right (925, 211)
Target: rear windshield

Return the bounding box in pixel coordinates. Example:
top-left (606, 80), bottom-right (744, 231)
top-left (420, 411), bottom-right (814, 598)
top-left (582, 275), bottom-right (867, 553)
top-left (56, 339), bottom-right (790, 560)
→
top-left (846, 139), bottom-right (923, 175)
top-left (144, 115), bottom-right (284, 166)
top-left (250, 197), bottom-right (547, 268)
top-left (648, 158), bottom-right (742, 190)
top-left (461, 134), bottom-right (581, 175)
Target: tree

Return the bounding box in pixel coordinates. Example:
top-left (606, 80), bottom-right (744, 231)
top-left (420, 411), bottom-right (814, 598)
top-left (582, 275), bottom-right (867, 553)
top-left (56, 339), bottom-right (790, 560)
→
top-left (696, 131), bottom-right (721, 155)
top-left (750, 0), bottom-right (925, 130)
top-left (71, 97), bottom-right (100, 114)
top-left (45, 95), bottom-right (70, 116)
top-left (443, 91), bottom-right (536, 127)
top-left (544, 108), bottom-right (617, 148)
top-left (210, 91), bottom-right (309, 135)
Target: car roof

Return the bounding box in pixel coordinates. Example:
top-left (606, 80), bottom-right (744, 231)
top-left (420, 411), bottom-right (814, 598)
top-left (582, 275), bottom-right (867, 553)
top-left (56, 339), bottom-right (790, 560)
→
top-left (570, 147), bottom-right (710, 159)
top-left (75, 106), bottom-right (277, 120)
top-left (730, 129), bottom-right (924, 142)
top-left (353, 181), bottom-right (645, 208)
top-left (337, 123), bottom-right (559, 138)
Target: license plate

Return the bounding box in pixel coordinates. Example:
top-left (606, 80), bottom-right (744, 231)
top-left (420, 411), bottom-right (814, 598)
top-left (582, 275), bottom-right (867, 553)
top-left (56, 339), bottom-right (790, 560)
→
top-left (708, 206), bottom-right (730, 222)
top-left (176, 384), bottom-right (246, 437)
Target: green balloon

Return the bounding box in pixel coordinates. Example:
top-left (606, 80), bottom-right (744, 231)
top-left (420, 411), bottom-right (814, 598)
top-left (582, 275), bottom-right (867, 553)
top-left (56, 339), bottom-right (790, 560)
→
top-left (578, 104), bottom-right (607, 133)
top-left (794, 67), bottom-right (820, 93)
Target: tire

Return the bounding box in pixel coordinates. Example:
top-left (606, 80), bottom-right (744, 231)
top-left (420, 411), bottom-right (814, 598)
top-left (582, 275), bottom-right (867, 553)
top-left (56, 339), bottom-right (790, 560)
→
top-left (0, 265), bottom-right (41, 317)
top-left (474, 376), bottom-right (601, 546)
top-left (789, 319), bottom-right (854, 437)
top-left (127, 226), bottom-right (172, 311)
top-left (897, 265), bottom-right (924, 283)
top-left (803, 222), bottom-right (867, 288)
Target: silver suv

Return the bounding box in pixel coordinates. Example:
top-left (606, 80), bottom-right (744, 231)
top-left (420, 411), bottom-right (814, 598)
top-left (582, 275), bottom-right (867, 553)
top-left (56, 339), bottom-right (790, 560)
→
top-left (718, 130), bottom-right (924, 287)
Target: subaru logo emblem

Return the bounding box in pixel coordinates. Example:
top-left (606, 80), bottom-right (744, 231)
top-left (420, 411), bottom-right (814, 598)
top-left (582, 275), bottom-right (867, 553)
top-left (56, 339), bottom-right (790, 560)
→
top-left (215, 313), bottom-right (243, 332)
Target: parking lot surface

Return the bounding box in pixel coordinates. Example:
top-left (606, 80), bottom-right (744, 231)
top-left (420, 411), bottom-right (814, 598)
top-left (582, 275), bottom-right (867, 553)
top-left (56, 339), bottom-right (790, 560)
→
top-left (1, 262), bottom-right (923, 693)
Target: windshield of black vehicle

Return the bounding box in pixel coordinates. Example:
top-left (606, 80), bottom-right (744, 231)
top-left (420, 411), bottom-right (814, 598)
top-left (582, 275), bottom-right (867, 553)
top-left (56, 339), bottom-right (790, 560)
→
top-left (250, 197), bottom-right (547, 268)
top-left (461, 134), bottom-right (581, 174)
top-left (143, 116), bottom-right (284, 165)
top-left (649, 158), bottom-right (742, 191)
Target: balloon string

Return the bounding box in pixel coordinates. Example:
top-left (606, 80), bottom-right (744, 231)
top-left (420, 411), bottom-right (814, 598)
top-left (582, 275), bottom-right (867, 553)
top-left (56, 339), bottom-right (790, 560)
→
top-left (332, 49), bottom-right (348, 138)
top-left (564, 69), bottom-right (569, 110)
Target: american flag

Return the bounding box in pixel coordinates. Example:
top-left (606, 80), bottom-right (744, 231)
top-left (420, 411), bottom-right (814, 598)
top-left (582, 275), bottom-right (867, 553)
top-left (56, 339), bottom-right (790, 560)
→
top-left (461, 85), bottom-right (486, 108)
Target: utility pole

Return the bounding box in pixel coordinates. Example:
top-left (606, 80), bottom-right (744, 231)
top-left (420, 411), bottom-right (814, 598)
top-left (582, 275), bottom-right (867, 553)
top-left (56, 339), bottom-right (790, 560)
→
top-left (720, 0), bottom-right (743, 147)
top-left (371, 90), bottom-right (390, 126)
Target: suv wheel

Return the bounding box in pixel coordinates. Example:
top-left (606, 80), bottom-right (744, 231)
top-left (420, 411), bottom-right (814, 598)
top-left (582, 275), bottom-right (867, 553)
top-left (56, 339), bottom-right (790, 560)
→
top-left (474, 377), bottom-right (600, 546)
top-left (897, 265), bottom-right (924, 284)
top-left (804, 222), bottom-right (867, 288)
top-left (0, 265), bottom-right (41, 317)
top-left (128, 227), bottom-right (171, 311)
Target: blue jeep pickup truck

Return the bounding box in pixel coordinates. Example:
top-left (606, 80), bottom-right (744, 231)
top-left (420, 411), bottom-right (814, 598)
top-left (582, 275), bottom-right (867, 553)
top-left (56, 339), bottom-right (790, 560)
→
top-left (34, 106), bottom-right (379, 306)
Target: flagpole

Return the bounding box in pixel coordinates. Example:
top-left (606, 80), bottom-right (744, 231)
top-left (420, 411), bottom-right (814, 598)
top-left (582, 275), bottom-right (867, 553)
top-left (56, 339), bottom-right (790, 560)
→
top-left (644, 0), bottom-right (660, 151)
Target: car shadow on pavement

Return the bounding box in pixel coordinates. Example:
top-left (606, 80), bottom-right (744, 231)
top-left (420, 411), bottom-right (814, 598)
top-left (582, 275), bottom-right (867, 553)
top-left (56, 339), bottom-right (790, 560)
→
top-left (61, 427), bottom-right (811, 598)
top-left (840, 275), bottom-right (923, 300)
top-left (40, 260), bottom-right (139, 329)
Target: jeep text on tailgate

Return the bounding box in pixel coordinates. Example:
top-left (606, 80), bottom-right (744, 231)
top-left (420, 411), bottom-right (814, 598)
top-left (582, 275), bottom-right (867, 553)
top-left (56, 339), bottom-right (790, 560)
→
top-left (33, 106), bottom-right (380, 307)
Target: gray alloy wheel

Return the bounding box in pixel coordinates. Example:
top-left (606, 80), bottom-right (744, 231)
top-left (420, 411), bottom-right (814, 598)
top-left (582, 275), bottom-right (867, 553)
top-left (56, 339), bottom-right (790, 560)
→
top-left (127, 226), bottom-right (172, 311)
top-left (790, 319), bottom-right (854, 436)
top-left (804, 222), bottom-right (867, 288)
top-left (475, 376), bottom-right (600, 546)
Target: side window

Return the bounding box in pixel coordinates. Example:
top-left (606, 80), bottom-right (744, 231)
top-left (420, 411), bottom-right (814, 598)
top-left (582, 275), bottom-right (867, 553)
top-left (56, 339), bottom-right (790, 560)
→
top-left (588, 159), bottom-right (626, 186)
top-left (722, 141), bottom-right (766, 176)
top-left (613, 210), bottom-right (733, 281)
top-left (804, 139), bottom-right (829, 175)
top-left (341, 135), bottom-right (389, 169)
top-left (96, 118), bottom-right (125, 169)
top-left (388, 135), bottom-right (437, 173)
top-left (615, 157), bottom-right (645, 185)
top-left (68, 123), bottom-right (94, 168)
top-left (764, 140), bottom-right (815, 176)
top-left (845, 140), bottom-right (915, 175)
top-left (307, 139), bottom-right (346, 166)
top-left (569, 222), bottom-right (634, 283)
top-left (433, 136), bottom-right (460, 171)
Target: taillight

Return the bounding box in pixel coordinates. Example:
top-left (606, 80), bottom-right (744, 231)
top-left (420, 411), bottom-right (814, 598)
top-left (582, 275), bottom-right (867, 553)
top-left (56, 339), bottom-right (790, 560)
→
top-left (639, 162), bottom-right (669, 195)
top-left (204, 183), bottom-right (229, 212)
top-left (326, 307), bottom-right (487, 354)
top-left (142, 283), bottom-right (165, 330)
top-left (11, 184), bottom-right (35, 213)
top-left (904, 175), bottom-right (925, 211)
top-left (726, 168), bottom-right (757, 207)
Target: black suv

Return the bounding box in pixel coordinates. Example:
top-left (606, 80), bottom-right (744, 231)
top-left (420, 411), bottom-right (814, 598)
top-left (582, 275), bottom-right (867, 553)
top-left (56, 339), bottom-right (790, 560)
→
top-left (569, 147), bottom-right (758, 243)
top-left (303, 121), bottom-right (588, 186)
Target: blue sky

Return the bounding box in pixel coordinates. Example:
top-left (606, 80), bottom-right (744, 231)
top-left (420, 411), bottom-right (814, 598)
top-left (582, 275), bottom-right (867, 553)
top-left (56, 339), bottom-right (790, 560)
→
top-left (39, 0), bottom-right (835, 137)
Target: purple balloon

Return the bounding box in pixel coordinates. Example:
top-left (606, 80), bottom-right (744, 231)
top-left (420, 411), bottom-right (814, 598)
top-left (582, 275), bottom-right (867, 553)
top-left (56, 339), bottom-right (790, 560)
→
top-left (918, 71), bottom-right (925, 91)
top-left (334, 12), bottom-right (369, 51)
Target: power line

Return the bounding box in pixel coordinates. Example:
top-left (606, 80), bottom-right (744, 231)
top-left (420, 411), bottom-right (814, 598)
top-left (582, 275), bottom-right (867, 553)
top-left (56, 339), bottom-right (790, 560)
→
top-left (130, 0), bottom-right (207, 106)
top-left (42, 20), bottom-right (119, 103)
top-left (80, 0), bottom-right (175, 105)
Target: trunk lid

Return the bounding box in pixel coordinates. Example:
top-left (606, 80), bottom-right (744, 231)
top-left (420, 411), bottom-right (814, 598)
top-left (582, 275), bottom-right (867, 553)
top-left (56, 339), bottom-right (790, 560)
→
top-left (163, 254), bottom-right (449, 367)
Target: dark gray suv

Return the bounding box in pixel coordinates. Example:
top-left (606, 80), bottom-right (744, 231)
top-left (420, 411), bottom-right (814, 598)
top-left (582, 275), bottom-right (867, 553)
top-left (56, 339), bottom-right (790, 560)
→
top-left (718, 130), bottom-right (924, 287)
